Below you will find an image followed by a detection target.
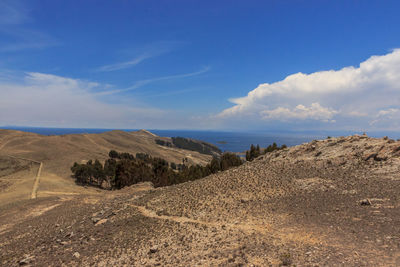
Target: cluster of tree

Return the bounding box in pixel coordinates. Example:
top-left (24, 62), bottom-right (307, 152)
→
top-left (155, 139), bottom-right (173, 147)
top-left (245, 143), bottom-right (287, 161)
top-left (71, 150), bottom-right (243, 189)
top-left (171, 137), bottom-right (222, 156)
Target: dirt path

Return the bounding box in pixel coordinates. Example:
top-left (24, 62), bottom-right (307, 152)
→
top-left (0, 154), bottom-right (43, 200)
top-left (0, 137), bottom-right (14, 151)
top-left (131, 204), bottom-right (272, 235)
top-left (30, 162), bottom-right (42, 199)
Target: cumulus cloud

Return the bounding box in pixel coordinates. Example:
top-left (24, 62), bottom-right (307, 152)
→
top-left (217, 49), bottom-right (400, 130)
top-left (260, 103), bottom-right (337, 122)
top-left (0, 72), bottom-right (180, 128)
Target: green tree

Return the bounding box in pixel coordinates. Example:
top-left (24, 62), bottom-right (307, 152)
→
top-left (109, 150), bottom-right (119, 159)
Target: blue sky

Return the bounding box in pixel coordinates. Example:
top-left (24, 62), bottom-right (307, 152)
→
top-left (1, 0), bottom-right (400, 131)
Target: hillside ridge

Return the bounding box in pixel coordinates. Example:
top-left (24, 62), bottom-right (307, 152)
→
top-left (0, 129), bottom-right (211, 206)
top-left (1, 134), bottom-right (400, 266)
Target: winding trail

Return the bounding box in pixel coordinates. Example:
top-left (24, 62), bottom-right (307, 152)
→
top-left (0, 138), bottom-right (43, 200)
top-left (4, 155), bottom-right (43, 199)
top-left (130, 204), bottom-right (271, 234)
top-left (0, 137), bottom-right (14, 151)
top-left (30, 162), bottom-right (42, 199)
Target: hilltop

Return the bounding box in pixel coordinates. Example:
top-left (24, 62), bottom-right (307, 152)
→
top-left (0, 129), bottom-right (211, 206)
top-left (1, 134), bottom-right (400, 266)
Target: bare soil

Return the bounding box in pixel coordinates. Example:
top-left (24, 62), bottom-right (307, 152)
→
top-left (1, 134), bottom-right (400, 266)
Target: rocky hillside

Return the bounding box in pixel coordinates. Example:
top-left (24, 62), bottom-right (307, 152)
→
top-left (1, 134), bottom-right (400, 266)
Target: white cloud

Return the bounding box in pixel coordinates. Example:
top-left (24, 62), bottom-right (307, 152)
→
top-left (217, 49), bottom-right (400, 130)
top-left (96, 66), bottom-right (210, 95)
top-left (260, 103), bottom-right (337, 122)
top-left (0, 72), bottom-right (180, 128)
top-left (369, 108), bottom-right (400, 127)
top-left (94, 41), bottom-right (184, 72)
top-left (95, 54), bottom-right (153, 72)
top-left (377, 108), bottom-right (400, 117)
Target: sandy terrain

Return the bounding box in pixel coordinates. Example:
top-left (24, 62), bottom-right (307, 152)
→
top-left (1, 134), bottom-right (400, 266)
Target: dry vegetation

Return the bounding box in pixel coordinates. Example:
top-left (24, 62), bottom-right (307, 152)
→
top-left (0, 129), bottom-right (211, 203)
top-left (1, 133), bottom-right (400, 266)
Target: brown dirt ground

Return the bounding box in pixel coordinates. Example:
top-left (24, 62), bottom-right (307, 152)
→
top-left (1, 134), bottom-right (400, 266)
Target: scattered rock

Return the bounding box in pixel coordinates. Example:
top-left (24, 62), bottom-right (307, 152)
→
top-left (364, 153), bottom-right (377, 161)
top-left (73, 252), bottom-right (80, 259)
top-left (149, 246), bottom-right (158, 253)
top-left (342, 189), bottom-right (357, 195)
top-left (18, 255), bottom-right (33, 266)
top-left (66, 231), bottom-right (74, 238)
top-left (95, 218), bottom-right (108, 226)
top-left (92, 210), bottom-right (104, 217)
top-left (240, 198), bottom-right (249, 203)
top-left (91, 217), bottom-right (101, 224)
top-left (360, 199), bottom-right (371, 206)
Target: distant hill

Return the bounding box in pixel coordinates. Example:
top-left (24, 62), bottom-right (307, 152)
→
top-left (155, 136), bottom-right (222, 157)
top-left (0, 129), bottom-right (211, 175)
top-left (0, 129), bottom-right (211, 204)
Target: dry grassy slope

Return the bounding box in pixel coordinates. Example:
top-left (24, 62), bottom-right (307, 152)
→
top-left (0, 129), bottom-right (211, 201)
top-left (1, 134), bottom-right (400, 266)
top-left (0, 130), bottom-right (210, 176)
top-left (0, 129), bottom-right (210, 177)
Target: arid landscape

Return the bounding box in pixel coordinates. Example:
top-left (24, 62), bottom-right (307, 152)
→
top-left (0, 129), bottom-right (211, 205)
top-left (1, 131), bottom-right (400, 266)
top-left (2, 1), bottom-right (400, 266)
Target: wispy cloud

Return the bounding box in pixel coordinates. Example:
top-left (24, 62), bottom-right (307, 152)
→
top-left (96, 66), bottom-right (210, 95)
top-left (0, 71), bottom-right (171, 128)
top-left (94, 41), bottom-right (183, 72)
top-left (0, 71), bottom-right (215, 129)
top-left (94, 54), bottom-right (153, 72)
top-left (139, 88), bottom-right (200, 98)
